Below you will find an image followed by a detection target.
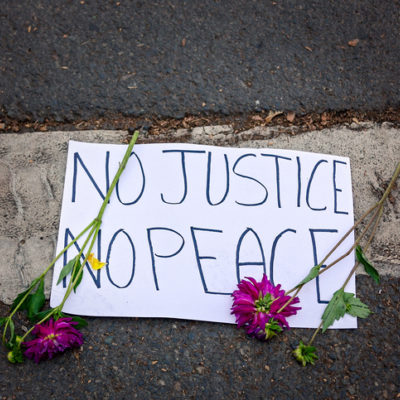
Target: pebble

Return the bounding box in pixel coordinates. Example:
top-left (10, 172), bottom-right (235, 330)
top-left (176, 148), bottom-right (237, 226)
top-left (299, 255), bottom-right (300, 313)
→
top-left (104, 337), bottom-right (113, 345)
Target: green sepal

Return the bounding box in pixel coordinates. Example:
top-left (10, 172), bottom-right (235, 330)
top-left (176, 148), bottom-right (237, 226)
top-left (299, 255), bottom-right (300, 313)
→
top-left (293, 340), bottom-right (318, 366)
top-left (53, 309), bottom-right (63, 320)
top-left (356, 245), bottom-right (380, 284)
top-left (322, 289), bottom-right (346, 332)
top-left (71, 316), bottom-right (88, 329)
top-left (296, 265), bottom-right (321, 288)
top-left (58, 313), bottom-right (88, 329)
top-left (71, 259), bottom-right (83, 293)
top-left (57, 256), bottom-right (78, 285)
top-left (10, 277), bottom-right (40, 312)
top-left (27, 278), bottom-right (46, 321)
top-left (264, 318), bottom-right (283, 340)
top-left (7, 343), bottom-right (24, 364)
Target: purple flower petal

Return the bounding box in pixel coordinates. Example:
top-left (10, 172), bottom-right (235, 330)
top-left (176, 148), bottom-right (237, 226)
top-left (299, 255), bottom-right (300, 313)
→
top-left (23, 317), bottom-right (84, 363)
top-left (231, 274), bottom-right (301, 340)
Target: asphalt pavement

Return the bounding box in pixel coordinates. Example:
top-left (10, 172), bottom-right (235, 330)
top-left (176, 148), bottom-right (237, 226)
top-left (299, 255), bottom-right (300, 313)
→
top-left (1, 0), bottom-right (400, 121)
top-left (0, 274), bottom-right (398, 399)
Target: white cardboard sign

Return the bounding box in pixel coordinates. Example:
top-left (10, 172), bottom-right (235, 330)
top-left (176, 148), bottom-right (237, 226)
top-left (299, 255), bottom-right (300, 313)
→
top-left (50, 141), bottom-right (356, 328)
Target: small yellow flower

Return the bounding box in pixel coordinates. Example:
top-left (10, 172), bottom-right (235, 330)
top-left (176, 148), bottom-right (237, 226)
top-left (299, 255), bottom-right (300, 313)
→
top-left (87, 253), bottom-right (106, 270)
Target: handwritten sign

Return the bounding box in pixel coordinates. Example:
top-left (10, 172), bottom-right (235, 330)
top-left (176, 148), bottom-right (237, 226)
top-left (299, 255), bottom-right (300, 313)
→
top-left (50, 141), bottom-right (356, 328)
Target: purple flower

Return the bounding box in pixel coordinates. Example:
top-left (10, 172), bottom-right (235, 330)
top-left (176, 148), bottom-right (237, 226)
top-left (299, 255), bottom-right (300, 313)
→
top-left (23, 317), bottom-right (83, 363)
top-left (231, 274), bottom-right (301, 339)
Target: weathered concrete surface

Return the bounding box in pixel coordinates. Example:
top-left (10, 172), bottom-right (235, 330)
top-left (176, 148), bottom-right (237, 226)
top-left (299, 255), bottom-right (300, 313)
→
top-left (0, 124), bottom-right (399, 304)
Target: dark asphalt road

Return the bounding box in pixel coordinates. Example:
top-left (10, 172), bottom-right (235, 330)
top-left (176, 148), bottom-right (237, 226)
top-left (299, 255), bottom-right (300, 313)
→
top-left (1, 0), bottom-right (400, 121)
top-left (1, 276), bottom-right (399, 399)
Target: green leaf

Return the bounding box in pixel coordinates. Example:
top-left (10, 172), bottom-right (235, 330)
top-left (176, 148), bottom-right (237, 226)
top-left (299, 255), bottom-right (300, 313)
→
top-left (31, 309), bottom-right (54, 323)
top-left (296, 265), bottom-right (321, 288)
top-left (27, 278), bottom-right (46, 321)
top-left (322, 290), bottom-right (371, 331)
top-left (8, 319), bottom-right (15, 344)
top-left (71, 259), bottom-right (83, 293)
top-left (10, 277), bottom-right (40, 312)
top-left (344, 293), bottom-right (371, 318)
top-left (57, 256), bottom-right (78, 285)
top-left (71, 316), bottom-right (88, 329)
top-left (0, 317), bottom-right (7, 328)
top-left (321, 289), bottom-right (346, 332)
top-left (356, 245), bottom-right (380, 284)
top-left (11, 292), bottom-right (31, 313)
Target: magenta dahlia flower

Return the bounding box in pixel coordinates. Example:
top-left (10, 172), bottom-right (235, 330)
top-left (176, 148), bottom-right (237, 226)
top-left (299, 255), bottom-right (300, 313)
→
top-left (231, 274), bottom-right (301, 340)
top-left (23, 317), bottom-right (83, 363)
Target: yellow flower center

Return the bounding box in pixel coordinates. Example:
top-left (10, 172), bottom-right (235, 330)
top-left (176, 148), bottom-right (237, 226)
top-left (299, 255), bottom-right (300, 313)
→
top-left (44, 333), bottom-right (60, 342)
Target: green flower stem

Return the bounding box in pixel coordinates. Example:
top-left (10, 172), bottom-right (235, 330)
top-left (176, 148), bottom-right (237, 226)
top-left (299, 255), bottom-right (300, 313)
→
top-left (282, 161), bottom-right (399, 311)
top-left (20, 308), bottom-right (58, 342)
top-left (377, 161), bottom-right (400, 205)
top-left (277, 287), bottom-right (301, 314)
top-left (308, 321), bottom-right (323, 345)
top-left (283, 199), bottom-right (383, 312)
top-left (2, 319), bottom-right (10, 345)
top-left (284, 204), bottom-right (380, 297)
top-left (314, 203), bottom-right (379, 272)
top-left (281, 191), bottom-right (386, 311)
top-left (364, 206), bottom-right (384, 251)
top-left (303, 162), bottom-right (398, 347)
top-left (8, 130), bottom-right (140, 346)
top-left (7, 219), bottom-right (96, 321)
top-left (305, 200), bottom-right (384, 346)
top-left (340, 205), bottom-right (383, 291)
top-left (20, 218), bottom-right (105, 342)
top-left (317, 159), bottom-right (399, 281)
top-left (57, 130), bottom-right (139, 311)
top-left (97, 130), bottom-right (140, 222)
top-left (2, 219), bottom-right (97, 345)
top-left (58, 220), bottom-right (101, 309)
top-left (316, 157), bottom-right (399, 273)
top-left (58, 221), bottom-right (99, 309)
top-left (316, 202), bottom-right (383, 277)
top-left (8, 219), bottom-right (99, 345)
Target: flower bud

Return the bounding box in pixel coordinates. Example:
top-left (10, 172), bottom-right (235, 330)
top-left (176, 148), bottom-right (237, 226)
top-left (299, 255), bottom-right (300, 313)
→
top-left (7, 351), bottom-right (16, 363)
top-left (6, 345), bottom-right (24, 364)
top-left (293, 340), bottom-right (318, 366)
top-left (264, 318), bottom-right (283, 340)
